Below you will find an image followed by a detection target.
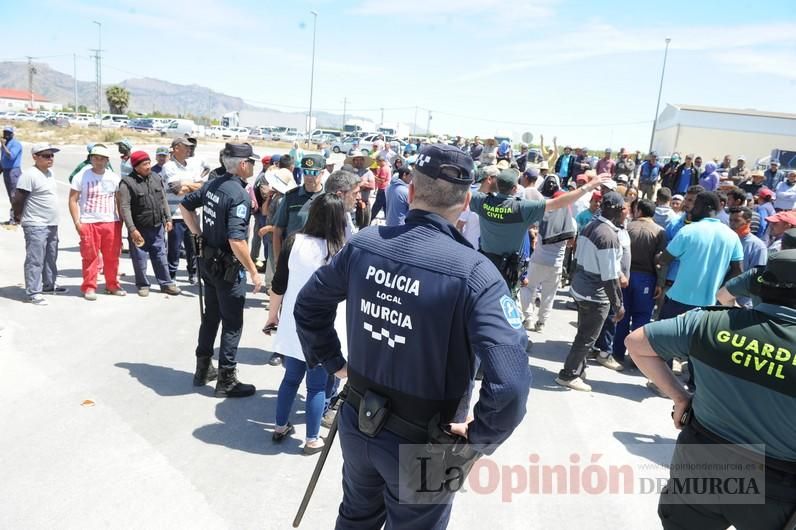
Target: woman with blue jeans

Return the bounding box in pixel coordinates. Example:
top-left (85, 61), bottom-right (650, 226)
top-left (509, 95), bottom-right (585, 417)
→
top-left (265, 193), bottom-right (347, 455)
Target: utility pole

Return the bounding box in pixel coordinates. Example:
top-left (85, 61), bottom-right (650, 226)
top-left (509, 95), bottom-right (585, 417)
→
top-left (342, 96), bottom-right (347, 130)
top-left (380, 107), bottom-right (384, 126)
top-left (306, 10), bottom-right (318, 145)
top-left (93, 21), bottom-right (102, 128)
top-left (649, 37), bottom-right (671, 153)
top-left (73, 53), bottom-right (78, 113)
top-left (413, 106), bottom-right (418, 136)
top-left (426, 110), bottom-right (432, 137)
top-left (26, 57), bottom-right (36, 110)
top-left (90, 50), bottom-right (100, 117)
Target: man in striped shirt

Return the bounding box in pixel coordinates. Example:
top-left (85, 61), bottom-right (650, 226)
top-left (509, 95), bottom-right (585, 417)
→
top-left (557, 192), bottom-right (626, 391)
top-left (68, 144), bottom-right (124, 301)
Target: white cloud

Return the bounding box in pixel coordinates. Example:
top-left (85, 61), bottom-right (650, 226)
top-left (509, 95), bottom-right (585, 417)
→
top-left (455, 22), bottom-right (796, 82)
top-left (348, 0), bottom-right (557, 19)
top-left (711, 50), bottom-right (796, 80)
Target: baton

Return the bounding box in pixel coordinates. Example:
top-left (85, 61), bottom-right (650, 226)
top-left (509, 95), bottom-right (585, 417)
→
top-left (292, 385), bottom-right (348, 528)
top-left (192, 235), bottom-right (204, 319)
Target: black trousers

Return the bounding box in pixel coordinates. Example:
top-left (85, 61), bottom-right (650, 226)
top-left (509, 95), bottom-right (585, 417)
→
top-left (559, 300), bottom-right (610, 380)
top-left (658, 423), bottom-right (796, 530)
top-left (194, 261), bottom-right (246, 369)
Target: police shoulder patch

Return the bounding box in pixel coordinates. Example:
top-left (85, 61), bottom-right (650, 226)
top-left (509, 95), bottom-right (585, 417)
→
top-left (500, 295), bottom-right (523, 329)
top-left (235, 204), bottom-right (248, 218)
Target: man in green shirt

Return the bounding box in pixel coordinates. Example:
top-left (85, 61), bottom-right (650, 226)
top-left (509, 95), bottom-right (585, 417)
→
top-left (626, 249), bottom-right (796, 530)
top-left (469, 168), bottom-right (606, 288)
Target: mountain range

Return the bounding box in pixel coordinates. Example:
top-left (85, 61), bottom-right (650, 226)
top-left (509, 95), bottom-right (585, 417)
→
top-left (0, 61), bottom-right (359, 129)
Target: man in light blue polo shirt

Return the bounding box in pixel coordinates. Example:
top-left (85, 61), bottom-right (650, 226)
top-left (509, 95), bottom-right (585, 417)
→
top-left (385, 166), bottom-right (411, 226)
top-left (1, 126), bottom-right (23, 223)
top-left (658, 191), bottom-right (743, 319)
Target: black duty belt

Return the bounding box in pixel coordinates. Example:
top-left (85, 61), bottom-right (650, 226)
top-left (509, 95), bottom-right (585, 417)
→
top-left (689, 416), bottom-right (796, 477)
top-left (345, 386), bottom-right (429, 444)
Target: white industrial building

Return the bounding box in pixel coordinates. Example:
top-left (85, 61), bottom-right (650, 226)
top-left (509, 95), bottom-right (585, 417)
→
top-left (0, 89), bottom-right (62, 112)
top-left (653, 103), bottom-right (796, 165)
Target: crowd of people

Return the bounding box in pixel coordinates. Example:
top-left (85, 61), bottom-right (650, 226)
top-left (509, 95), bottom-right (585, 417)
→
top-left (4, 121), bottom-right (796, 528)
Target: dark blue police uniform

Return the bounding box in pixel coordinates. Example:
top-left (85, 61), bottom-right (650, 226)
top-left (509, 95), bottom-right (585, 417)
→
top-left (294, 144), bottom-right (531, 529)
top-left (181, 143), bottom-right (257, 397)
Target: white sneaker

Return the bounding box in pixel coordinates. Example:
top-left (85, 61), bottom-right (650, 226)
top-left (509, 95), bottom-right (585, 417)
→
top-left (597, 355), bottom-right (624, 371)
top-left (555, 376), bottom-right (592, 392)
top-left (533, 321), bottom-right (545, 332)
top-left (523, 317), bottom-right (534, 331)
top-left (28, 294), bottom-right (48, 306)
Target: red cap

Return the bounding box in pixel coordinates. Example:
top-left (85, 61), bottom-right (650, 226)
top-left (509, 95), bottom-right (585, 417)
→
top-left (261, 154), bottom-right (272, 165)
top-left (758, 188), bottom-right (775, 200)
top-left (766, 211), bottom-right (796, 226)
top-left (591, 191), bottom-right (603, 201)
top-left (130, 151), bottom-right (150, 168)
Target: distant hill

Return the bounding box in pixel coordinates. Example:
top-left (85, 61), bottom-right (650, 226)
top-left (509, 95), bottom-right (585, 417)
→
top-left (0, 61), bottom-right (380, 130)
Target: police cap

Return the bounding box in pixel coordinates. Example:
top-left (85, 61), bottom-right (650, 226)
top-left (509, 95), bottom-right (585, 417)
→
top-left (301, 154), bottom-right (326, 175)
top-left (759, 249), bottom-right (796, 288)
top-left (223, 142), bottom-right (259, 161)
top-left (414, 144), bottom-right (474, 185)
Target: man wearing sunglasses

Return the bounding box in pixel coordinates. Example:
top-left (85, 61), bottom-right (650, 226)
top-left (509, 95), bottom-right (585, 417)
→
top-left (13, 144), bottom-right (67, 305)
top-left (180, 143), bottom-right (263, 399)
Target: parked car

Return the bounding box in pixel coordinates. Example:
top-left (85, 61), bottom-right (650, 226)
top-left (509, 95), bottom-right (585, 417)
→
top-left (228, 127), bottom-right (249, 140)
top-left (41, 116), bottom-right (70, 128)
top-left (100, 114), bottom-right (129, 128)
top-left (69, 116), bottom-right (94, 128)
top-left (127, 118), bottom-right (156, 131)
top-left (331, 136), bottom-right (362, 154)
top-left (269, 126), bottom-right (287, 141)
top-left (160, 119), bottom-right (200, 137)
top-left (279, 128), bottom-right (300, 143)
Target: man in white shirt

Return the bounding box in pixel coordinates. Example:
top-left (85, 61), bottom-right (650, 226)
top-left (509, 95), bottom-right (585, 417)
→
top-left (456, 165), bottom-right (497, 248)
top-left (68, 144), bottom-right (124, 301)
top-left (12, 143), bottom-right (66, 305)
top-left (161, 137), bottom-right (209, 284)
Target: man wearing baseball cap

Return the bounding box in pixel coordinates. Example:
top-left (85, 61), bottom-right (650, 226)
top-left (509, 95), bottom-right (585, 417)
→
top-left (180, 143), bottom-right (262, 398)
top-left (68, 144), bottom-right (125, 300)
top-left (627, 248), bottom-right (796, 530)
top-left (469, 162), bottom-right (607, 292)
top-left (764, 210), bottom-right (796, 253)
top-left (118, 151), bottom-right (180, 297)
top-left (151, 146), bottom-right (170, 176)
top-left (294, 143), bottom-right (530, 528)
top-left (161, 137), bottom-right (210, 284)
top-left (12, 144), bottom-right (65, 304)
top-left (764, 159), bottom-right (785, 190)
top-left (1, 126), bottom-right (23, 224)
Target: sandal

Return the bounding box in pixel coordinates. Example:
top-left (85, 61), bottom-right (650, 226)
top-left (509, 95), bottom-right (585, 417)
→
top-left (272, 423), bottom-right (295, 442)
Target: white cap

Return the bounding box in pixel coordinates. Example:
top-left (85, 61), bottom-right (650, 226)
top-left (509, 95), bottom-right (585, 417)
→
top-left (31, 143), bottom-right (60, 155)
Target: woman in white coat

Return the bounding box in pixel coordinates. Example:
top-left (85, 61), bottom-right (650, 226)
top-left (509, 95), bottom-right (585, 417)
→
top-left (265, 193), bottom-right (347, 454)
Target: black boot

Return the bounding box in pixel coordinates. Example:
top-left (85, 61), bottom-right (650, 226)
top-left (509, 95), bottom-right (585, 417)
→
top-left (215, 366), bottom-right (255, 398)
top-left (193, 356), bottom-right (218, 387)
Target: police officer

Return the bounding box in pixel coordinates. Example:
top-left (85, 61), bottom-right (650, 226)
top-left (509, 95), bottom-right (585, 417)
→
top-left (469, 166), bottom-right (606, 289)
top-left (180, 143), bottom-right (262, 398)
top-left (294, 144), bottom-right (531, 529)
top-left (271, 154), bottom-right (325, 259)
top-left (626, 249), bottom-right (796, 530)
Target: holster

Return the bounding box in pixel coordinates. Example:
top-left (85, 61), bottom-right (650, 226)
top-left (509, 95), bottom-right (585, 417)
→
top-left (484, 252), bottom-right (522, 289)
top-left (425, 415), bottom-right (482, 487)
top-left (201, 245), bottom-right (241, 283)
top-left (357, 390), bottom-right (390, 437)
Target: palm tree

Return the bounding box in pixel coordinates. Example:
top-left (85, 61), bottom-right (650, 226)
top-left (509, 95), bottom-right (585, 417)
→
top-left (105, 86), bottom-right (130, 114)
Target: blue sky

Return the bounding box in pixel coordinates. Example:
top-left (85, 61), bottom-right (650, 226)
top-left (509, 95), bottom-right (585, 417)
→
top-left (3, 0), bottom-right (795, 149)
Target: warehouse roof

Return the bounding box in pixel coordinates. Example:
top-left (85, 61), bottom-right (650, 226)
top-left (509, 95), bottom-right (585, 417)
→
top-left (672, 104), bottom-right (796, 121)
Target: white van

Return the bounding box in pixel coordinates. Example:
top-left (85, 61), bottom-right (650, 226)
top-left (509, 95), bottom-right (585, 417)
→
top-left (161, 119), bottom-right (199, 137)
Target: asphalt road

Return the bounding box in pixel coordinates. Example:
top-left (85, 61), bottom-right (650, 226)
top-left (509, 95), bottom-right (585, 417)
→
top-left (0, 141), bottom-right (679, 529)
